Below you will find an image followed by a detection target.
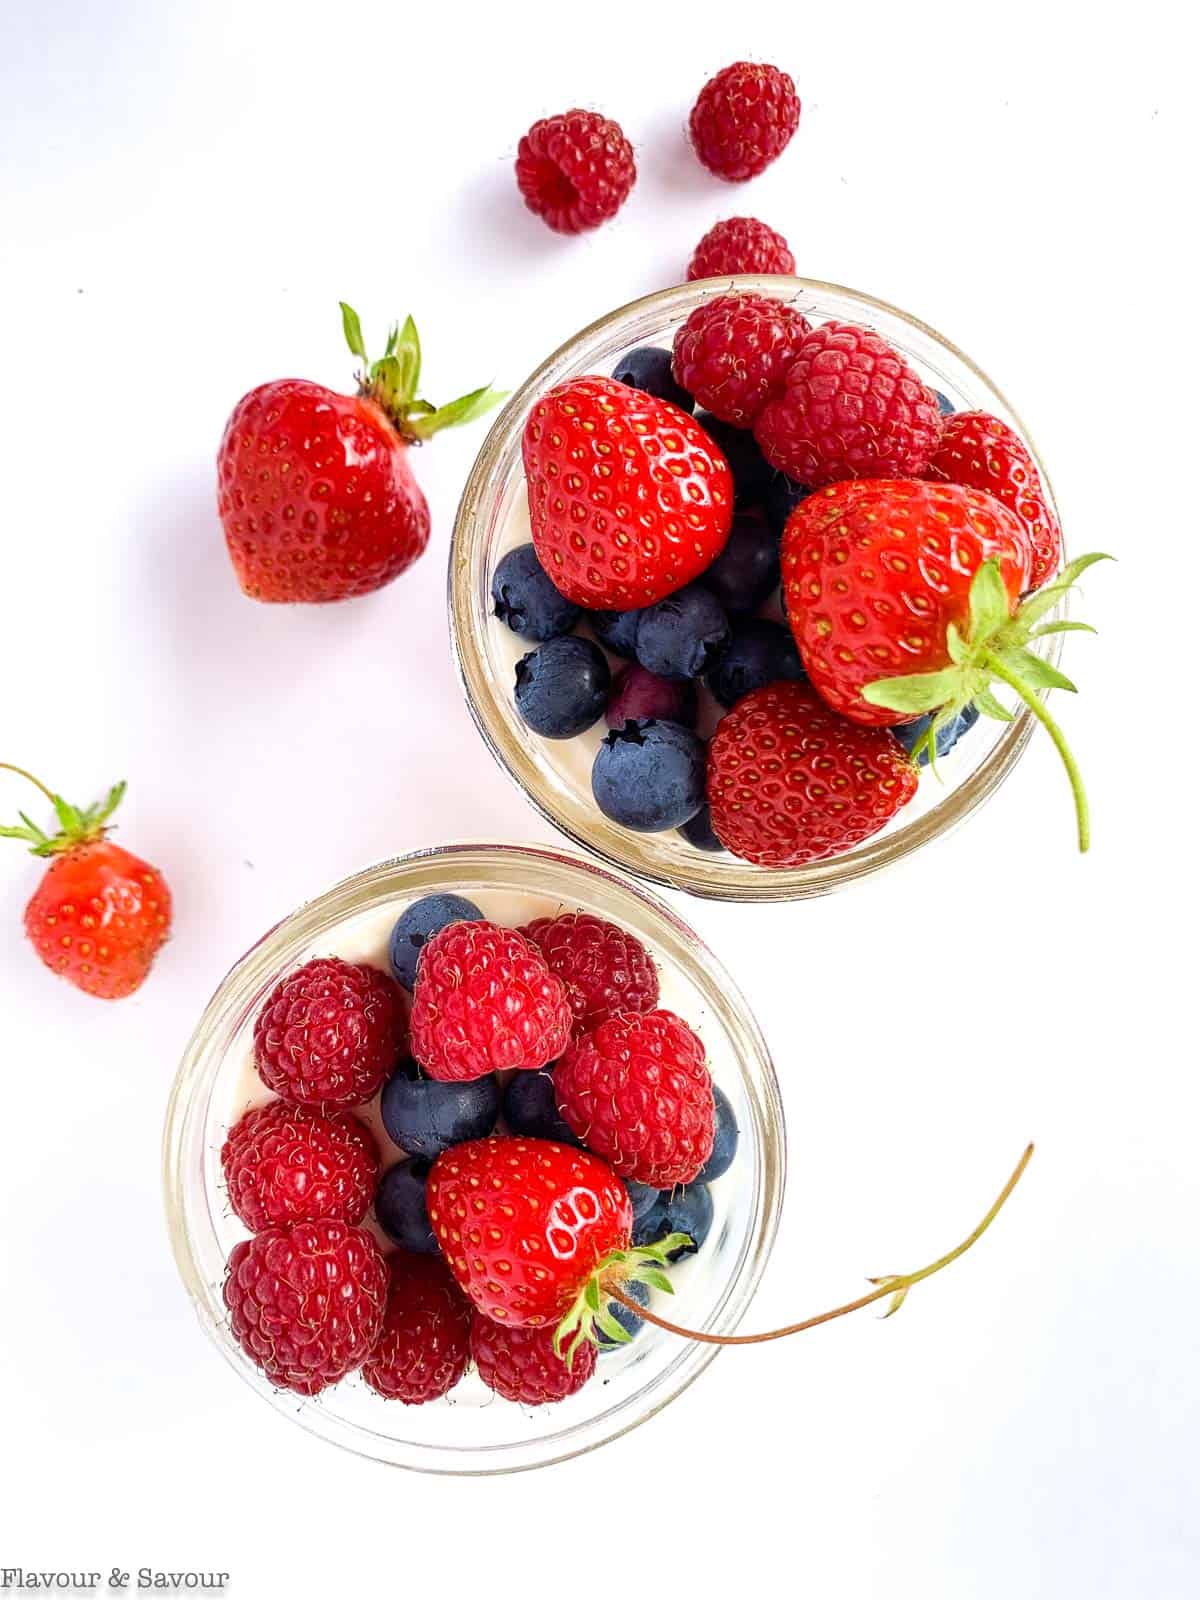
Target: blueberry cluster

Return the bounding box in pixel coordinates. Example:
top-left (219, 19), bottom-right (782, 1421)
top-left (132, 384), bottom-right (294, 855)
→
top-left (495, 348), bottom-right (974, 849)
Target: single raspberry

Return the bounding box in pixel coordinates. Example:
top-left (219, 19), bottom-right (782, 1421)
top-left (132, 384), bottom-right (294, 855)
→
top-left (707, 681), bottom-right (919, 867)
top-left (553, 1010), bottom-right (715, 1188)
top-left (361, 1252), bottom-right (473, 1404)
top-left (223, 1219), bottom-right (387, 1396)
top-left (253, 957), bottom-right (407, 1109)
top-left (754, 321), bottom-right (943, 487)
top-left (221, 1101), bottom-right (380, 1233)
top-left (688, 217), bottom-right (795, 281)
top-left (672, 293), bottom-right (811, 429)
top-left (689, 62), bottom-right (801, 182)
top-left (520, 913), bottom-right (659, 1035)
top-left (470, 1314), bottom-right (597, 1404)
top-left (409, 920), bottom-right (573, 1082)
top-left (926, 410), bottom-right (1061, 590)
top-left (515, 109), bottom-right (636, 234)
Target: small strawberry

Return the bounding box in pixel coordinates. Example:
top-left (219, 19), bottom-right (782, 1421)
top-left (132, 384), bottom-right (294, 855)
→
top-left (217, 303), bottom-right (503, 603)
top-left (221, 1101), bottom-right (380, 1233)
top-left (254, 956), bottom-right (407, 1109)
top-left (672, 293), bottom-right (811, 429)
top-left (927, 410), bottom-right (1062, 590)
top-left (554, 1011), bottom-right (715, 1187)
top-left (223, 1218), bottom-right (388, 1396)
top-left (519, 912), bottom-right (659, 1035)
top-left (689, 62), bottom-right (801, 182)
top-left (1, 764), bottom-right (170, 999)
top-left (755, 321), bottom-right (943, 486)
top-left (470, 1314), bottom-right (597, 1405)
top-left (361, 1252), bottom-right (473, 1404)
top-left (515, 110), bottom-right (636, 234)
top-left (688, 217), bottom-right (795, 281)
top-left (782, 479), bottom-right (1110, 849)
top-left (523, 376), bottom-right (734, 609)
top-left (706, 682), bottom-right (919, 867)
top-left (409, 920), bottom-right (572, 1082)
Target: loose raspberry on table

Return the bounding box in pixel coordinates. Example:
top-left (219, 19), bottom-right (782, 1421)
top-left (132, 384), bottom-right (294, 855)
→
top-left (361, 1252), bottom-right (473, 1404)
top-left (688, 216), bottom-right (795, 281)
top-left (689, 62), bottom-right (801, 182)
top-left (516, 109), bottom-right (636, 234)
top-left (221, 1101), bottom-right (380, 1232)
top-left (673, 292), bottom-right (811, 428)
top-left (253, 956), bottom-right (407, 1109)
top-left (520, 912), bottom-right (659, 1034)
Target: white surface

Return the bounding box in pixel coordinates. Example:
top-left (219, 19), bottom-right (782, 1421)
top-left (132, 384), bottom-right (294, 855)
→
top-left (0, 2), bottom-right (1194, 1596)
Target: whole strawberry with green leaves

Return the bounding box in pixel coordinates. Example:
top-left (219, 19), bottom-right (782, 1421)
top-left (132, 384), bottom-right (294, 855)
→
top-left (218, 303), bottom-right (504, 603)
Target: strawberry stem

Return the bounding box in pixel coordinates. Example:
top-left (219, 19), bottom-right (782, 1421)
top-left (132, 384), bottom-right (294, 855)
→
top-left (0, 765), bottom-right (127, 857)
top-left (605, 1143), bottom-right (1034, 1346)
top-left (983, 651), bottom-right (1090, 852)
top-left (0, 762), bottom-right (57, 807)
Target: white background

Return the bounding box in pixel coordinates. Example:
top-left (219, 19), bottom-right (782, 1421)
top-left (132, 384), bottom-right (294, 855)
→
top-left (1, 2), bottom-right (1195, 1595)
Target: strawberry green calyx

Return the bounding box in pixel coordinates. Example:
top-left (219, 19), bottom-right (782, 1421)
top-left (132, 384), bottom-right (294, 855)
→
top-left (339, 301), bottom-right (506, 444)
top-left (0, 763), bottom-right (127, 858)
top-left (554, 1234), bottom-right (694, 1366)
top-left (862, 553), bottom-right (1112, 853)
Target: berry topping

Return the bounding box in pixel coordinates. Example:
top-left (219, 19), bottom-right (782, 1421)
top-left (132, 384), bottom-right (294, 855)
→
top-left (502, 1071), bottom-right (580, 1146)
top-left (253, 957), bottom-right (407, 1109)
top-left (221, 1102), bottom-right (380, 1233)
top-left (588, 607), bottom-right (645, 659)
top-left (697, 1083), bottom-right (739, 1183)
top-left (592, 719), bottom-right (707, 832)
top-left (388, 894), bottom-right (483, 991)
top-left (515, 110), bottom-right (636, 234)
top-left (361, 1252), bottom-right (473, 1404)
top-left (893, 704), bottom-right (981, 766)
top-left (634, 583), bottom-right (731, 682)
top-left (695, 412), bottom-right (775, 505)
top-left (470, 1314), bottom-right (597, 1404)
top-left (699, 511), bottom-right (781, 614)
top-left (678, 804), bottom-right (724, 853)
top-left (375, 1159), bottom-right (438, 1254)
top-left (706, 617), bottom-right (805, 709)
top-left (380, 1058), bottom-right (500, 1160)
top-left (492, 543), bottom-right (583, 642)
top-left (514, 635), bottom-right (611, 738)
top-left (611, 347), bottom-right (695, 413)
top-left (688, 216), bottom-right (796, 280)
top-left (520, 912), bottom-right (660, 1035)
top-left (605, 662), bottom-right (698, 730)
top-left (672, 292), bottom-right (810, 428)
top-left (688, 62), bottom-right (801, 182)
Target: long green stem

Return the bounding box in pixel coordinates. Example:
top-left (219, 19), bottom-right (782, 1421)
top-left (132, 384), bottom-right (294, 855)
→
top-left (0, 762), bottom-right (56, 806)
top-left (983, 652), bottom-right (1090, 852)
top-left (605, 1143), bottom-right (1034, 1347)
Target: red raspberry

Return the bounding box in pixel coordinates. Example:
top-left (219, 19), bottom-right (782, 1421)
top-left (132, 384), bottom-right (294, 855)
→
top-left (689, 62), bottom-right (801, 182)
top-left (554, 1010), bottom-right (715, 1188)
top-left (673, 292), bottom-right (811, 429)
top-left (409, 921), bottom-right (572, 1082)
top-left (361, 1252), bottom-right (473, 1404)
top-left (688, 217), bottom-right (795, 281)
top-left (515, 109), bottom-right (636, 234)
top-left (707, 682), bottom-right (918, 867)
top-left (470, 1314), bottom-right (597, 1405)
top-left (223, 1219), bottom-right (387, 1395)
top-left (221, 1101), bottom-right (379, 1233)
top-left (520, 913), bottom-right (659, 1035)
top-left (755, 321), bottom-right (943, 487)
top-left (926, 410), bottom-right (1061, 590)
top-left (253, 957), bottom-right (407, 1109)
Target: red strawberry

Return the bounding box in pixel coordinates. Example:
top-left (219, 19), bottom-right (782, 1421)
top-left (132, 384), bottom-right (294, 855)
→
top-left (515, 110), bottom-right (636, 234)
top-left (361, 1252), bottom-right (473, 1404)
top-left (221, 1101), bottom-right (379, 1233)
top-left (520, 912), bottom-right (659, 1035)
top-left (217, 303), bottom-right (502, 603)
top-left (755, 321), bottom-right (943, 486)
top-left (523, 376), bottom-right (734, 609)
top-left (688, 216), bottom-right (795, 281)
top-left (689, 62), bottom-right (801, 182)
top-left (1, 766), bottom-right (170, 999)
top-left (409, 920), bottom-right (572, 1082)
top-left (470, 1314), bottom-right (597, 1404)
top-left (927, 411), bottom-right (1062, 590)
top-left (706, 681), bottom-right (919, 867)
top-left (782, 480), bottom-right (1110, 850)
top-left (554, 1011), bottom-right (715, 1187)
top-left (672, 293), bottom-right (811, 429)
top-left (223, 1219), bottom-right (388, 1395)
top-left (254, 956), bottom-right (407, 1109)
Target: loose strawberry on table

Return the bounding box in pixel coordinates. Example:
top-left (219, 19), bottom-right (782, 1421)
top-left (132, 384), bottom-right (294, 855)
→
top-left (1, 764), bottom-right (171, 999)
top-left (217, 304), bottom-right (503, 604)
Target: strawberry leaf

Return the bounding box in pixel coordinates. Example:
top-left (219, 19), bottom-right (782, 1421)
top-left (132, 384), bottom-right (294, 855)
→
top-left (339, 302), bottom-right (367, 364)
top-left (974, 688), bottom-right (1014, 722)
top-left (967, 559), bottom-right (1011, 643)
top-left (405, 384), bottom-right (506, 441)
top-left (995, 645), bottom-right (1077, 694)
top-left (862, 669), bottom-right (962, 716)
top-left (393, 315), bottom-right (421, 407)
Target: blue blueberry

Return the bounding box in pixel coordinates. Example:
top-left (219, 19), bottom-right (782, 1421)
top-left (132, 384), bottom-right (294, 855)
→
top-left (696, 412), bottom-right (774, 506)
top-left (625, 1179), bottom-right (662, 1222)
top-left (632, 1191), bottom-right (669, 1247)
top-left (611, 347), bottom-right (694, 413)
top-left (706, 618), bottom-right (805, 709)
top-left (502, 1071), bottom-right (578, 1145)
top-left (697, 1084), bottom-right (738, 1183)
top-left (635, 584), bottom-right (730, 682)
top-left (934, 390), bottom-right (956, 417)
top-left (763, 472), bottom-right (812, 539)
top-left (492, 543), bottom-right (582, 642)
top-left (660, 1185), bottom-right (715, 1260)
top-left (514, 636), bottom-right (611, 738)
top-left (375, 1159), bottom-right (438, 1254)
top-left (678, 804), bottom-right (723, 853)
top-left (598, 1278), bottom-right (651, 1349)
top-left (589, 608), bottom-right (644, 659)
top-left (389, 893), bottom-right (482, 989)
top-left (893, 702), bottom-right (981, 765)
top-left (380, 1059), bottom-right (499, 1160)
top-left (592, 719), bottom-right (706, 832)
top-left (701, 514), bottom-right (780, 615)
